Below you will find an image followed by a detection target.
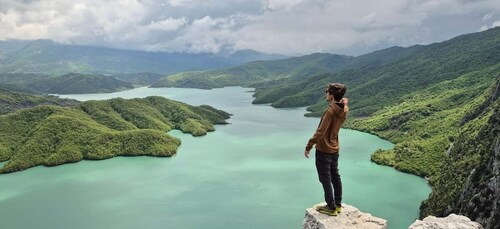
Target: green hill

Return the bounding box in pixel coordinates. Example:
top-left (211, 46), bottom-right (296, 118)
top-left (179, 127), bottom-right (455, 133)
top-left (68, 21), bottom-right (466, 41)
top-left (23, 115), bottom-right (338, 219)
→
top-left (348, 64), bottom-right (498, 177)
top-left (0, 94), bottom-right (230, 174)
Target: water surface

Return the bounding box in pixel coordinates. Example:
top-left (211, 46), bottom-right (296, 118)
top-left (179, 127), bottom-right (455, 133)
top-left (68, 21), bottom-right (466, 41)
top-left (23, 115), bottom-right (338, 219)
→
top-left (0, 87), bottom-right (430, 228)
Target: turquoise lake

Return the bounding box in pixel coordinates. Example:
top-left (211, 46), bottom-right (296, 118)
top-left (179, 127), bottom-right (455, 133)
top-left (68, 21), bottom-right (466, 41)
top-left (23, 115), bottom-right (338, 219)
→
top-left (0, 86), bottom-right (431, 228)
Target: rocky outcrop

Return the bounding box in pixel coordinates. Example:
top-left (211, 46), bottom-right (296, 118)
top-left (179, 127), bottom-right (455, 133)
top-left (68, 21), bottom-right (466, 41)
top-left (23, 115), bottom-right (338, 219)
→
top-left (303, 203), bottom-right (387, 229)
top-left (409, 214), bottom-right (483, 229)
top-left (303, 203), bottom-right (484, 229)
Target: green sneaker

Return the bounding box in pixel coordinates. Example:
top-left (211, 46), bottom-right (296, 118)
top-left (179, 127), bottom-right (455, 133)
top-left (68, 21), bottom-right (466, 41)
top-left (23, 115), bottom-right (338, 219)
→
top-left (335, 205), bottom-right (342, 213)
top-left (316, 205), bottom-right (338, 216)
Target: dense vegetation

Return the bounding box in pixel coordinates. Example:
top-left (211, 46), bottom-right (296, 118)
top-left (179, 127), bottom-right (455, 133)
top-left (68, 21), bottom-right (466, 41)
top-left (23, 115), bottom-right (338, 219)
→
top-left (347, 64), bottom-right (498, 178)
top-left (0, 40), bottom-right (284, 75)
top-left (0, 94), bottom-right (230, 174)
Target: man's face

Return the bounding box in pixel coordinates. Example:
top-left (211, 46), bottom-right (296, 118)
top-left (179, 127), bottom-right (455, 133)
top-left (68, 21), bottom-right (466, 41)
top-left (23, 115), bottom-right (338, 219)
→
top-left (325, 89), bottom-right (333, 101)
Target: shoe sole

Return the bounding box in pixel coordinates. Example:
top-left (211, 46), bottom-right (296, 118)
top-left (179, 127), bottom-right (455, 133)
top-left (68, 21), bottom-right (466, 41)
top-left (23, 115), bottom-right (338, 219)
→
top-left (317, 209), bottom-right (338, 216)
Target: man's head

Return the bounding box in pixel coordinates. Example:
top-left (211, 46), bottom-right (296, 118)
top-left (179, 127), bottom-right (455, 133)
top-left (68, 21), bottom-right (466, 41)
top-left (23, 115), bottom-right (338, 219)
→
top-left (325, 83), bottom-right (346, 102)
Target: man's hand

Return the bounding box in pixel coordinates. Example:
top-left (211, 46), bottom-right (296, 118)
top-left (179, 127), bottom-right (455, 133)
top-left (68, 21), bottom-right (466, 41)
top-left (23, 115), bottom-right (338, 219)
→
top-left (304, 150), bottom-right (310, 158)
top-left (340, 97), bottom-right (349, 106)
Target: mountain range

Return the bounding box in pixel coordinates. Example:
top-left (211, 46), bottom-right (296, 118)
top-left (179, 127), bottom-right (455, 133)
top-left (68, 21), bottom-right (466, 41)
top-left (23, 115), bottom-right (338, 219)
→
top-left (0, 39), bottom-right (286, 75)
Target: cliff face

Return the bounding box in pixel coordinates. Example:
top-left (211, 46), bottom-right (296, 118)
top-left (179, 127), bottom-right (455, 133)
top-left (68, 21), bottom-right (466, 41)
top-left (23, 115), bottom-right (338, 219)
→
top-left (420, 77), bottom-right (499, 229)
top-left (450, 101), bottom-right (499, 228)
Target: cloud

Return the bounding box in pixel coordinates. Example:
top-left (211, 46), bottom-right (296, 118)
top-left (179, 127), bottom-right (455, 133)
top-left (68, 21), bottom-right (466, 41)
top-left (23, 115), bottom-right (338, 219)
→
top-left (482, 12), bottom-right (494, 21)
top-left (265, 0), bottom-right (304, 10)
top-left (0, 0), bottom-right (499, 55)
top-left (147, 17), bottom-right (187, 31)
top-left (167, 0), bottom-right (190, 7)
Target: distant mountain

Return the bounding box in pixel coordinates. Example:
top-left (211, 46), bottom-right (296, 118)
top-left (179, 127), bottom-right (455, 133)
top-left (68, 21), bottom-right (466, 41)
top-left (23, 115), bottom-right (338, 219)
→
top-left (220, 49), bottom-right (287, 64)
top-left (0, 40), bottom-right (284, 75)
top-left (0, 87), bottom-right (79, 114)
top-left (111, 72), bottom-right (164, 86)
top-left (0, 72), bottom-right (163, 93)
top-left (21, 73), bottom-right (135, 94)
top-left (151, 53), bottom-right (351, 89)
top-left (0, 40), bottom-right (32, 59)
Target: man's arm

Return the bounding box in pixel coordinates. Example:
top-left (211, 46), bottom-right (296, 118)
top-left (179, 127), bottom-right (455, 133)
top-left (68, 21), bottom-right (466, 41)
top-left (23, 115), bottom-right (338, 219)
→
top-left (304, 110), bottom-right (334, 157)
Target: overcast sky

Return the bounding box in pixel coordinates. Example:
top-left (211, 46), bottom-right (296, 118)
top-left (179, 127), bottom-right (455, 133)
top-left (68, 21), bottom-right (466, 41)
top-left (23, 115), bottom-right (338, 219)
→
top-left (0, 0), bottom-right (499, 56)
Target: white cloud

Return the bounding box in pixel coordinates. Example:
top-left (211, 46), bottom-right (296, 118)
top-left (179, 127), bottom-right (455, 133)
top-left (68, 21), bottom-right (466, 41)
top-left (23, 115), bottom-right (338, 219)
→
top-left (147, 17), bottom-right (187, 31)
top-left (167, 0), bottom-right (191, 7)
top-left (482, 12), bottom-right (494, 21)
top-left (480, 20), bottom-right (500, 31)
top-left (265, 0), bottom-right (304, 10)
top-left (0, 0), bottom-right (499, 55)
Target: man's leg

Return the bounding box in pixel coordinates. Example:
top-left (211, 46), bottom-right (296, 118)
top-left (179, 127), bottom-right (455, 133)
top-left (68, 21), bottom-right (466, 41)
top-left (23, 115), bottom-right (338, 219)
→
top-left (331, 153), bottom-right (342, 208)
top-left (315, 150), bottom-right (335, 209)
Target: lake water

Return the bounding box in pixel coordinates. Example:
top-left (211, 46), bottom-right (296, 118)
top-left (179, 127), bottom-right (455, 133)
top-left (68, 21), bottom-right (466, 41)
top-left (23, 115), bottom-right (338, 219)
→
top-left (0, 87), bottom-right (430, 229)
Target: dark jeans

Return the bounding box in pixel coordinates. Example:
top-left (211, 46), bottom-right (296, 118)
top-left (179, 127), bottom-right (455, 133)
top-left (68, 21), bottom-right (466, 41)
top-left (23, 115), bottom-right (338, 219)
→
top-left (315, 150), bottom-right (342, 209)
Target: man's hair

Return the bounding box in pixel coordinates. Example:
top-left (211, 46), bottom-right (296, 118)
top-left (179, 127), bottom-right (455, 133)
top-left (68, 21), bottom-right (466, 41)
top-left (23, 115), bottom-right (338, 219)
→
top-left (327, 83), bottom-right (347, 101)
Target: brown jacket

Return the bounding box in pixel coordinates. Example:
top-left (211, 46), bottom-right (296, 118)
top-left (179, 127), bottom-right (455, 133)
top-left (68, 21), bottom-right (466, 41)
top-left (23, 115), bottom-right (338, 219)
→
top-left (306, 103), bottom-right (349, 153)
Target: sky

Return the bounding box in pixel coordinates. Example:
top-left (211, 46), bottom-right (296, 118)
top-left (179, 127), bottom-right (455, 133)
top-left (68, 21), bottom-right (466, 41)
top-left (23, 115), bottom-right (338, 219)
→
top-left (0, 0), bottom-right (499, 56)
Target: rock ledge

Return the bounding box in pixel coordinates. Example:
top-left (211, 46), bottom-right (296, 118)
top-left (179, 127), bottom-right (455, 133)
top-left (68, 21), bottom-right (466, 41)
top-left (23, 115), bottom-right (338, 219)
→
top-left (303, 203), bottom-right (387, 229)
top-left (303, 203), bottom-right (483, 229)
top-left (409, 214), bottom-right (483, 229)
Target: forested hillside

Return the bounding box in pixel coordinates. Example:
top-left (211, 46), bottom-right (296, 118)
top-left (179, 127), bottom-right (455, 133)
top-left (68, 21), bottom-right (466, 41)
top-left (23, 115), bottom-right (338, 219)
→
top-left (0, 94), bottom-right (230, 174)
top-left (419, 78), bottom-right (499, 228)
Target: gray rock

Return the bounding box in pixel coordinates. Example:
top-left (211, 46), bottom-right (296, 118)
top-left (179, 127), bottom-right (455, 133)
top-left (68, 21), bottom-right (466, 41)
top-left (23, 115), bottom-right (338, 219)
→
top-left (303, 203), bottom-right (387, 229)
top-left (409, 214), bottom-right (483, 229)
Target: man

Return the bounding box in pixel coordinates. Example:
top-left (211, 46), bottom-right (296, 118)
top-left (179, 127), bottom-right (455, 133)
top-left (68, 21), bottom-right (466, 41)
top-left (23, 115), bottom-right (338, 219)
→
top-left (304, 83), bottom-right (349, 216)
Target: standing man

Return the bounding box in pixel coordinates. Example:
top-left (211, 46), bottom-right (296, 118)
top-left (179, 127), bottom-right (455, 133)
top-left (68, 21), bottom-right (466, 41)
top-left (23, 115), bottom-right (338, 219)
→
top-left (304, 83), bottom-right (349, 216)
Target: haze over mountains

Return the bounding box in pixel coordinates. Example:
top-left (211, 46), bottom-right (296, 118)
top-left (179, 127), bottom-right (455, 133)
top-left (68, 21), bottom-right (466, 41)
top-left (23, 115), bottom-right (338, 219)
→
top-left (0, 39), bottom-right (286, 75)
